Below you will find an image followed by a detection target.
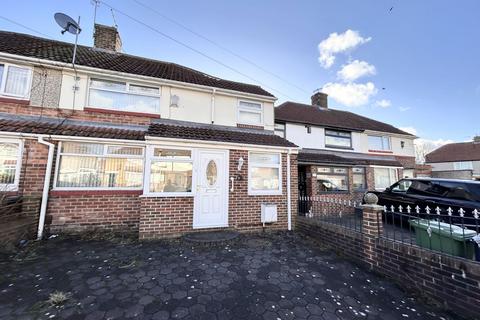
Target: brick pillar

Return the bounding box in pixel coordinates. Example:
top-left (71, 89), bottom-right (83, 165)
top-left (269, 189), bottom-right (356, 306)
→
top-left (361, 202), bottom-right (383, 270)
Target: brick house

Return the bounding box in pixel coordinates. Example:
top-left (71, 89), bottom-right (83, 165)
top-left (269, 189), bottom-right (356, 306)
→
top-left (0, 26), bottom-right (299, 240)
top-left (426, 137), bottom-right (480, 180)
top-left (274, 92), bottom-right (416, 202)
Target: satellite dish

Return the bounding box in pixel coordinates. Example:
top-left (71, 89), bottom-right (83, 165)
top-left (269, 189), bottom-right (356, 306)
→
top-left (54, 12), bottom-right (81, 35)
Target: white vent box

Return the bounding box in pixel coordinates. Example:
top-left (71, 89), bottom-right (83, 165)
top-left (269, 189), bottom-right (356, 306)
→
top-left (261, 203), bottom-right (277, 223)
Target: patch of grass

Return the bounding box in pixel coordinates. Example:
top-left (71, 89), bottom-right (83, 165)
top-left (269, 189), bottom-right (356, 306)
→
top-left (47, 291), bottom-right (70, 306)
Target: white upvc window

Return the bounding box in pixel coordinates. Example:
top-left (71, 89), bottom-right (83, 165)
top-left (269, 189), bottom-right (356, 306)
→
top-left (54, 142), bottom-right (144, 190)
top-left (144, 147), bottom-right (194, 196)
top-left (274, 123), bottom-right (285, 138)
top-left (0, 63), bottom-right (32, 99)
top-left (248, 152), bottom-right (282, 195)
top-left (0, 139), bottom-right (22, 191)
top-left (368, 135), bottom-right (392, 151)
top-left (454, 161), bottom-right (473, 170)
top-left (237, 100), bottom-right (263, 126)
top-left (374, 167), bottom-right (398, 190)
top-left (88, 78), bottom-right (160, 114)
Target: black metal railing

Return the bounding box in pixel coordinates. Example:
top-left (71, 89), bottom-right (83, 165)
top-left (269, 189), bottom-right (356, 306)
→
top-left (381, 204), bottom-right (480, 261)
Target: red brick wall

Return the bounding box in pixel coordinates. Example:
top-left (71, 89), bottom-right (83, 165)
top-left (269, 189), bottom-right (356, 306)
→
top-left (47, 191), bottom-right (142, 234)
top-left (395, 155), bottom-right (416, 169)
top-left (139, 197), bottom-right (194, 239)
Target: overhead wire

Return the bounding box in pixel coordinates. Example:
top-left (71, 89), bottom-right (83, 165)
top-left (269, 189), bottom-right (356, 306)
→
top-left (98, 0), bottom-right (295, 101)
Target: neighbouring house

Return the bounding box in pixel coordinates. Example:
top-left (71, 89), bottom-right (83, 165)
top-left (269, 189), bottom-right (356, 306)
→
top-left (425, 137), bottom-right (480, 180)
top-left (0, 25), bottom-right (299, 240)
top-left (274, 92), bottom-right (416, 202)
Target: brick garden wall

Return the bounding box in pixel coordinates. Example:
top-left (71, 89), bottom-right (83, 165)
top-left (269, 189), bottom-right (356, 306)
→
top-left (296, 207), bottom-right (480, 319)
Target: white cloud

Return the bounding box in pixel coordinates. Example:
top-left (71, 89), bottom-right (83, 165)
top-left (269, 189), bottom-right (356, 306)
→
top-left (399, 106), bottom-right (411, 112)
top-left (375, 99), bottom-right (391, 108)
top-left (318, 30), bottom-right (371, 69)
top-left (399, 127), bottom-right (417, 135)
top-left (337, 60), bottom-right (376, 82)
top-left (322, 82), bottom-right (377, 107)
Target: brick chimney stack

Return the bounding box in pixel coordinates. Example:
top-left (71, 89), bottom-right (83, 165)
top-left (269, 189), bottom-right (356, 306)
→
top-left (93, 24), bottom-right (122, 52)
top-left (311, 91), bottom-right (328, 108)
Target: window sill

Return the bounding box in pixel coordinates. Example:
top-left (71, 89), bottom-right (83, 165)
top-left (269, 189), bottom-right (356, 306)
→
top-left (247, 190), bottom-right (283, 196)
top-left (50, 189), bottom-right (143, 196)
top-left (140, 192), bottom-right (194, 197)
top-left (368, 149), bottom-right (393, 154)
top-left (325, 145), bottom-right (354, 150)
top-left (0, 185), bottom-right (19, 192)
top-left (0, 96), bottom-right (30, 105)
top-left (84, 107), bottom-right (161, 118)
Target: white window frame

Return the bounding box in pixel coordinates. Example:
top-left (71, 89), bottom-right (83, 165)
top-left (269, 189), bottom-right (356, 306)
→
top-left (0, 138), bottom-right (23, 191)
top-left (368, 135), bottom-right (392, 151)
top-left (248, 151), bottom-right (282, 196)
top-left (237, 99), bottom-right (264, 126)
top-left (143, 146), bottom-right (195, 197)
top-left (453, 161), bottom-right (473, 170)
top-left (0, 63), bottom-right (33, 100)
top-left (373, 166), bottom-right (398, 191)
top-left (87, 77), bottom-right (161, 114)
top-left (325, 129), bottom-right (352, 149)
top-left (53, 141), bottom-right (145, 191)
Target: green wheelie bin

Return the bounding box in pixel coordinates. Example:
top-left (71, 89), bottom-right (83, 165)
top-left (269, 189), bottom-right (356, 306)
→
top-left (409, 219), bottom-right (477, 259)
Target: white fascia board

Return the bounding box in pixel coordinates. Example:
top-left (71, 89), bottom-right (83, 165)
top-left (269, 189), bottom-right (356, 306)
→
top-left (145, 135), bottom-right (299, 153)
top-left (0, 52), bottom-right (277, 103)
top-left (369, 164), bottom-right (403, 169)
top-left (364, 129), bottom-right (418, 139)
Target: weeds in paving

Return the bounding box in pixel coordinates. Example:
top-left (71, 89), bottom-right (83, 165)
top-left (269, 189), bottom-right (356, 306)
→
top-left (47, 291), bottom-right (70, 306)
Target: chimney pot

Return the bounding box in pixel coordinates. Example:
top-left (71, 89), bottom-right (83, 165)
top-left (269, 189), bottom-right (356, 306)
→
top-left (94, 24), bottom-right (122, 52)
top-left (311, 91), bottom-right (328, 108)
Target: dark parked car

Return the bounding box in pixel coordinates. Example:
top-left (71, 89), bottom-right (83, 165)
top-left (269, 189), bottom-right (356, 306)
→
top-left (370, 178), bottom-right (480, 228)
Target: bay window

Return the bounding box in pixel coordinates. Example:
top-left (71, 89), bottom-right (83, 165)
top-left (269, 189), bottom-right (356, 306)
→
top-left (325, 130), bottom-right (352, 148)
top-left (238, 100), bottom-right (263, 126)
top-left (55, 142), bottom-right (144, 189)
top-left (249, 152), bottom-right (281, 194)
top-left (88, 78), bottom-right (160, 114)
top-left (316, 166), bottom-right (348, 193)
top-left (148, 148), bottom-right (193, 194)
top-left (368, 135), bottom-right (391, 151)
top-left (374, 167), bottom-right (398, 190)
top-left (0, 63), bottom-right (32, 99)
top-left (0, 139), bottom-right (22, 190)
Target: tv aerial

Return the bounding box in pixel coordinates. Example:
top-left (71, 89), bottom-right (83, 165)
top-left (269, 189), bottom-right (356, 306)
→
top-left (54, 12), bottom-right (82, 65)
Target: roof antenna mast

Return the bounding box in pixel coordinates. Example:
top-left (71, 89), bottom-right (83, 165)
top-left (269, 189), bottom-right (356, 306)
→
top-left (91, 0), bottom-right (100, 26)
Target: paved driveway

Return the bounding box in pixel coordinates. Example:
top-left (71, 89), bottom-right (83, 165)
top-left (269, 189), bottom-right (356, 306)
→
top-left (0, 232), bottom-right (454, 320)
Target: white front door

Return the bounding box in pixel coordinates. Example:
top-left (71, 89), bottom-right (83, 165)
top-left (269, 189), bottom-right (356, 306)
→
top-left (193, 149), bottom-right (228, 229)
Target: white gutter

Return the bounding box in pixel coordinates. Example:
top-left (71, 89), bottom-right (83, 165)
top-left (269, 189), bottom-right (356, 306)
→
top-left (36, 137), bottom-right (55, 240)
top-left (287, 149), bottom-right (292, 231)
top-left (0, 52), bottom-right (277, 102)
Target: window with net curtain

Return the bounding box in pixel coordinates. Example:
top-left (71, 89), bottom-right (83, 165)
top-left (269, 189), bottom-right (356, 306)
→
top-left (0, 141), bottom-right (20, 188)
top-left (88, 78), bottom-right (160, 114)
top-left (0, 64), bottom-right (31, 98)
top-left (149, 149), bottom-right (193, 193)
top-left (249, 153), bottom-right (281, 193)
top-left (56, 142), bottom-right (144, 189)
top-left (374, 167), bottom-right (397, 190)
top-left (238, 101), bottom-right (263, 125)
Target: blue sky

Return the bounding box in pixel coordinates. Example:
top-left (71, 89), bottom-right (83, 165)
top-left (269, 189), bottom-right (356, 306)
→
top-left (1, 0), bottom-right (479, 145)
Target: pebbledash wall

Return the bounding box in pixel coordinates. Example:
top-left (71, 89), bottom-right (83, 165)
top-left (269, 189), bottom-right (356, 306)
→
top-left (297, 207), bottom-right (480, 319)
top-left (1, 100), bottom-right (297, 238)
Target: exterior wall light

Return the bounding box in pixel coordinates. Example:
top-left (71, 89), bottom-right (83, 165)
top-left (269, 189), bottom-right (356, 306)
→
top-left (401, 141), bottom-right (405, 148)
top-left (170, 94), bottom-right (179, 108)
top-left (238, 157), bottom-right (244, 171)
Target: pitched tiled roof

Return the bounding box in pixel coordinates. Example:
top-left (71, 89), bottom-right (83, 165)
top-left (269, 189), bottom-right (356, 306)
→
top-left (0, 116), bottom-right (146, 140)
top-left (298, 149), bottom-right (402, 167)
top-left (147, 120), bottom-right (297, 148)
top-left (425, 142), bottom-right (480, 163)
top-left (0, 115), bottom-right (296, 148)
top-left (275, 102), bottom-right (413, 136)
top-left (0, 30), bottom-right (273, 97)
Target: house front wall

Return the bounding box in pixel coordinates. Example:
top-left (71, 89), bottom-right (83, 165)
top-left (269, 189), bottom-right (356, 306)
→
top-left (1, 137), bottom-right (297, 238)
